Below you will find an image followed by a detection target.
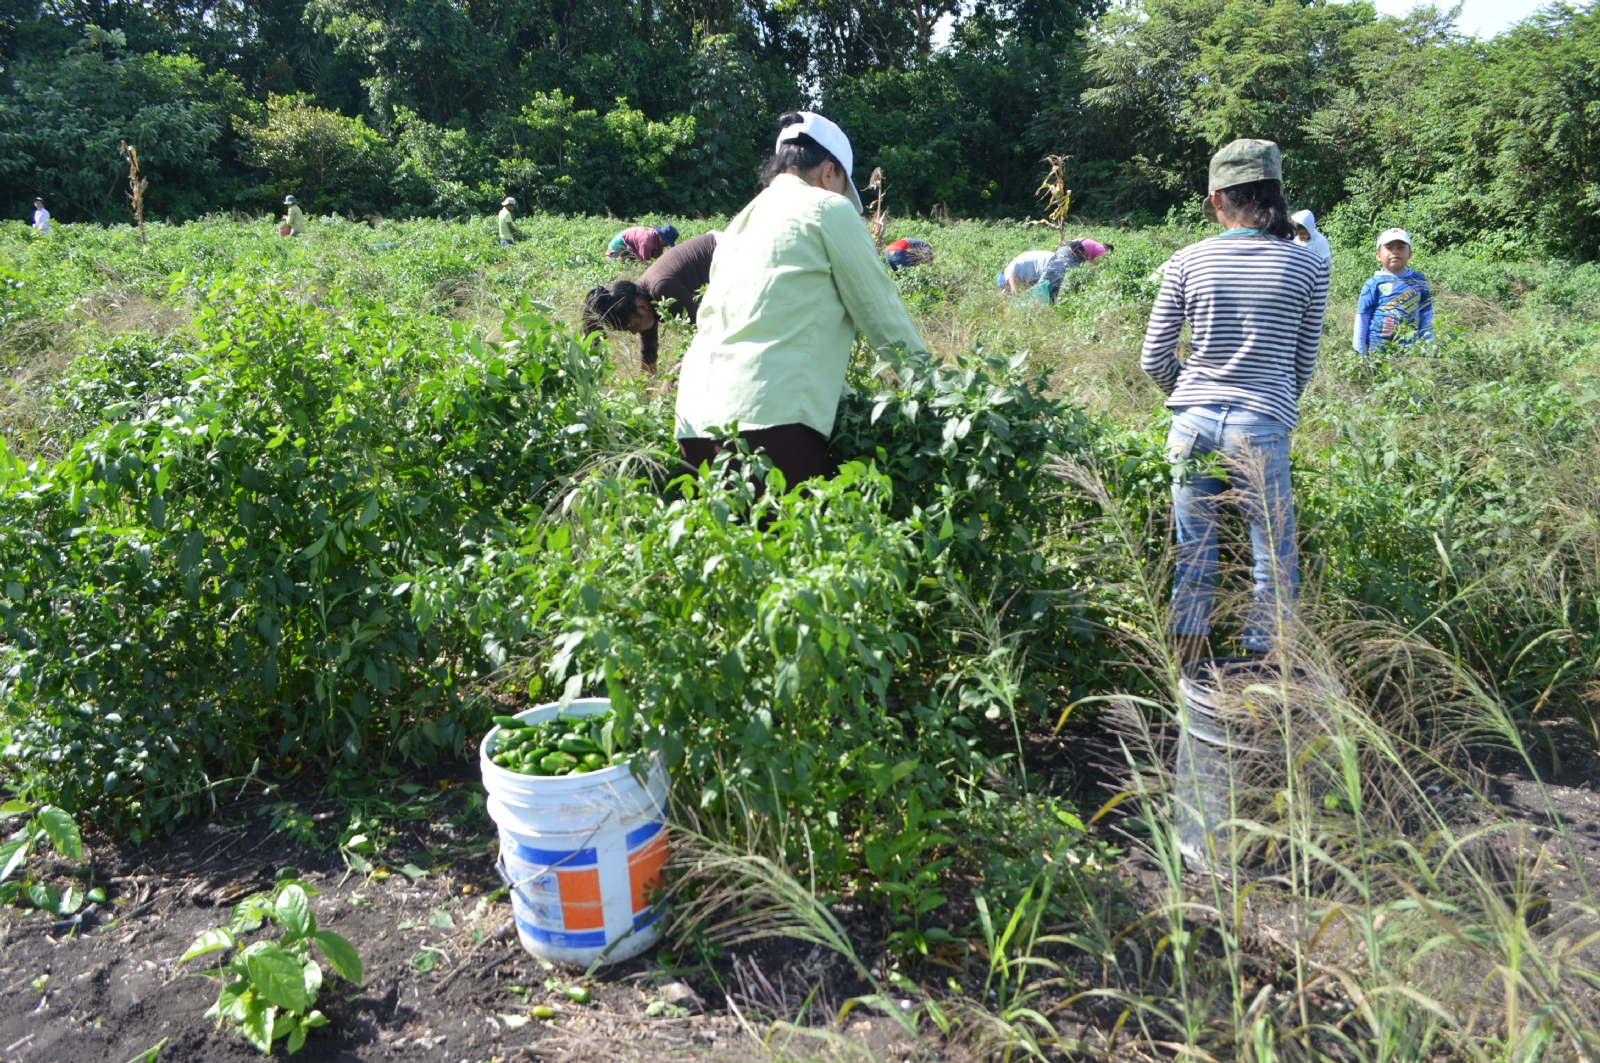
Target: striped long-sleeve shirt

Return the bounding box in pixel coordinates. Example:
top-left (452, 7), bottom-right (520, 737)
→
top-left (1140, 233), bottom-right (1330, 429)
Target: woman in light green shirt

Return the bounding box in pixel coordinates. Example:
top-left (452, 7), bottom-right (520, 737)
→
top-left (675, 111), bottom-right (927, 487)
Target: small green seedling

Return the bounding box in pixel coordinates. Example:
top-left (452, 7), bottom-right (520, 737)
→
top-left (644, 998), bottom-right (687, 1018)
top-left (122, 1037), bottom-right (168, 1063)
top-left (180, 877), bottom-right (363, 1054)
top-left (0, 801), bottom-right (85, 916)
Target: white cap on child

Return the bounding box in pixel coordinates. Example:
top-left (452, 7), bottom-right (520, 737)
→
top-left (1376, 227), bottom-right (1412, 249)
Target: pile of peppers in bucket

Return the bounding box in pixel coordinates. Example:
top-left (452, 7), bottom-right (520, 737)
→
top-left (489, 711), bottom-right (632, 776)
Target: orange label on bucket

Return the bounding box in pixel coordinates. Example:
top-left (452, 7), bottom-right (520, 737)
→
top-left (556, 868), bottom-right (604, 930)
top-left (628, 834), bottom-right (669, 913)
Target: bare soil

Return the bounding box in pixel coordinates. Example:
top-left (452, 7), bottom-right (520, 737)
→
top-left (5, 716), bottom-right (1598, 1063)
top-left (0, 770), bottom-right (940, 1063)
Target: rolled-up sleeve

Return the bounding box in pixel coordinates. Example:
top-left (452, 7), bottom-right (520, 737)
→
top-left (818, 200), bottom-right (928, 357)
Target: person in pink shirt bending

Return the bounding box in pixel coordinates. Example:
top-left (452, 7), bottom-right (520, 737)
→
top-left (606, 224), bottom-right (679, 263)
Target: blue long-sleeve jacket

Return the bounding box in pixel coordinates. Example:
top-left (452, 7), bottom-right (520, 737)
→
top-left (1353, 268), bottom-right (1433, 354)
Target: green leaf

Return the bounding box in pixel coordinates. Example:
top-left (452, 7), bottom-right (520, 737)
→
top-left (120, 1035), bottom-right (169, 1063)
top-left (0, 800), bottom-right (30, 815)
top-left (411, 949), bottom-right (438, 974)
top-left (26, 882), bottom-right (60, 914)
top-left (286, 1023), bottom-right (306, 1054)
top-left (0, 837), bottom-right (31, 883)
top-left (57, 884), bottom-right (84, 915)
top-left (245, 943), bottom-right (310, 1013)
top-left (35, 806), bottom-right (81, 862)
top-left (427, 907), bottom-right (454, 930)
top-left (313, 931), bottom-right (364, 983)
top-left (301, 957), bottom-right (323, 1001)
top-left (238, 995), bottom-right (275, 1053)
top-left (209, 980), bottom-right (250, 1024)
top-left (275, 884), bottom-right (313, 940)
top-left (399, 862), bottom-right (427, 880)
top-left (230, 894), bottom-right (271, 935)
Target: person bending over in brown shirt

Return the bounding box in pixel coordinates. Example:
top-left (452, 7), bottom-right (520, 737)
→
top-left (582, 232), bottom-right (717, 374)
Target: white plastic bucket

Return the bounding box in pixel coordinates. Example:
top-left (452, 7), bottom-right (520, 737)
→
top-left (480, 697), bottom-right (669, 966)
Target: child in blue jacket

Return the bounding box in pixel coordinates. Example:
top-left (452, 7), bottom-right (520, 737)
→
top-left (1353, 227), bottom-right (1433, 356)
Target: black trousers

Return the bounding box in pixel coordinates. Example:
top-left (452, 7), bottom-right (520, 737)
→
top-left (677, 423), bottom-right (833, 489)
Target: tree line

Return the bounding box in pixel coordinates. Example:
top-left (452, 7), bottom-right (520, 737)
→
top-left (1, 0), bottom-right (1597, 259)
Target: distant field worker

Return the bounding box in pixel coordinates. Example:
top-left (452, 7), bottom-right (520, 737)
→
top-left (498, 197), bottom-right (520, 247)
top-left (999, 238), bottom-right (1112, 302)
top-left (1291, 209), bottom-right (1331, 263)
top-left (884, 238), bottom-right (934, 270)
top-left (997, 249), bottom-right (1056, 294)
top-left (31, 197), bottom-right (49, 233)
top-left (675, 111), bottom-right (928, 488)
top-left (582, 231), bottom-right (718, 375)
top-left (1353, 228), bottom-right (1432, 357)
top-left (283, 195), bottom-right (306, 236)
top-left (607, 225), bottom-right (679, 263)
top-left (1140, 138), bottom-right (1330, 663)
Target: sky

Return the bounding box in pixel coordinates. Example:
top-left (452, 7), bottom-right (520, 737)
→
top-left (1365, 0), bottom-right (1548, 37)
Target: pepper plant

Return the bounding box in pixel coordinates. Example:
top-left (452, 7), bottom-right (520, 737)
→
top-left (181, 875), bottom-right (363, 1054)
top-left (0, 800), bottom-right (85, 914)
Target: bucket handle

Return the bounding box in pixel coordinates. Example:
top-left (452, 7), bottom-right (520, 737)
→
top-left (495, 822), bottom-right (604, 897)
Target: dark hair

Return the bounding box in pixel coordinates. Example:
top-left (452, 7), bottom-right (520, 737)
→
top-left (759, 112), bottom-right (843, 186)
top-left (581, 280), bottom-right (644, 335)
top-left (1214, 179), bottom-right (1293, 238)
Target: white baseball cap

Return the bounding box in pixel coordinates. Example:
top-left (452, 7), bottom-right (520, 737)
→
top-left (1377, 227), bottom-right (1412, 249)
top-left (777, 112), bottom-right (862, 213)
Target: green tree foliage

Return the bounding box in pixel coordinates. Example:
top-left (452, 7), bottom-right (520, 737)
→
top-left (1067, 0), bottom-right (1600, 257)
top-left (239, 94), bottom-right (394, 213)
top-left (2, 0), bottom-right (1598, 258)
top-left (826, 0), bottom-right (1103, 218)
top-left (1328, 2), bottom-right (1600, 258)
top-left (0, 27), bottom-right (237, 221)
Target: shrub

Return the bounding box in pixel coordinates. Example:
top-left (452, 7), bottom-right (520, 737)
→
top-left (412, 459), bottom-right (984, 879)
top-left (238, 94), bottom-right (396, 215)
top-left (0, 281), bottom-right (651, 835)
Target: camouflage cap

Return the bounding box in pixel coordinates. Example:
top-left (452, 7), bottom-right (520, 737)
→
top-left (1208, 139), bottom-right (1282, 192)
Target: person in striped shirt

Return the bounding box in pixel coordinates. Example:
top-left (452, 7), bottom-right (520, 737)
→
top-left (1140, 139), bottom-right (1330, 662)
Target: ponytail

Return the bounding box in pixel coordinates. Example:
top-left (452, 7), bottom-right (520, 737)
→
top-left (759, 111), bottom-right (844, 187)
top-left (1215, 179), bottom-right (1294, 239)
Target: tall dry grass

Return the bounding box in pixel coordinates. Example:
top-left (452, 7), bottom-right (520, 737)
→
top-left (1041, 453), bottom-right (1600, 1063)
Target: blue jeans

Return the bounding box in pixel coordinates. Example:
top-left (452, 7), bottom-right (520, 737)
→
top-left (1167, 405), bottom-right (1299, 652)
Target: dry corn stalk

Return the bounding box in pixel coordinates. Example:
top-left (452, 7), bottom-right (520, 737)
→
top-left (120, 142), bottom-right (148, 245)
top-left (865, 167), bottom-right (889, 251)
top-left (1035, 154), bottom-right (1071, 246)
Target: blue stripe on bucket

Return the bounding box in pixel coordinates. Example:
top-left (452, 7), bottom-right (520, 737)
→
top-left (624, 820), bottom-right (665, 848)
top-left (632, 907), bottom-right (663, 931)
top-left (509, 841), bottom-right (598, 868)
top-left (515, 913), bottom-right (608, 950)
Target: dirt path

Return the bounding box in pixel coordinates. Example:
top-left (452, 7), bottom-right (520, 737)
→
top-left (7, 719), bottom-right (1598, 1063)
top-left (0, 787), bottom-right (933, 1063)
